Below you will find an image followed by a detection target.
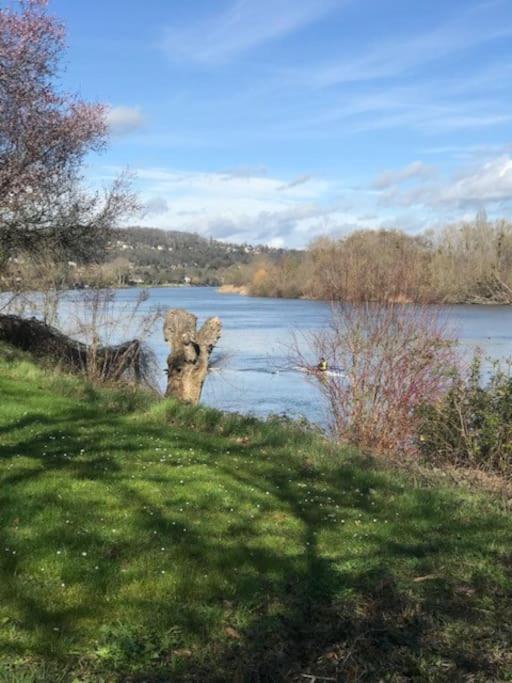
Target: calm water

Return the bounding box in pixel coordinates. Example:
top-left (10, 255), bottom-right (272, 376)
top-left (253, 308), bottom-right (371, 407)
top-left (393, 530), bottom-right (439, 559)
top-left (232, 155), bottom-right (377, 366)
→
top-left (70, 287), bottom-right (512, 425)
top-left (120, 287), bottom-right (332, 425)
top-left (13, 286), bottom-right (512, 424)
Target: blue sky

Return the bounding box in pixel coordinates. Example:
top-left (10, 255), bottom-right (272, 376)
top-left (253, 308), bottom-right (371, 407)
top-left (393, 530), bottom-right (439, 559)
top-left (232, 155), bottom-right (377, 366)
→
top-left (52, 0), bottom-right (512, 247)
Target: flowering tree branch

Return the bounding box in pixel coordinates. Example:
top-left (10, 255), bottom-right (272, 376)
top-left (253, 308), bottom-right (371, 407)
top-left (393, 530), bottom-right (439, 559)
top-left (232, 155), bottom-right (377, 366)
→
top-left (0, 0), bottom-right (135, 262)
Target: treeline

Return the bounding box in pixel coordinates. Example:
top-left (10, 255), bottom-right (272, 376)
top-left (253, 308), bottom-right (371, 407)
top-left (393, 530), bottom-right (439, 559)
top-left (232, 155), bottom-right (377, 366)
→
top-left (106, 226), bottom-right (288, 286)
top-left (2, 227), bottom-right (293, 291)
top-left (225, 216), bottom-right (512, 303)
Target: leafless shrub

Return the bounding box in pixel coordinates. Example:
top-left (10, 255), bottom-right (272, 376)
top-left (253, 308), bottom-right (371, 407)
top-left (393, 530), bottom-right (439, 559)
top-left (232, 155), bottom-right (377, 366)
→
top-left (0, 248), bottom-right (69, 324)
top-left (232, 215), bottom-right (512, 304)
top-left (294, 303), bottom-right (459, 457)
top-left (65, 287), bottom-right (162, 389)
top-left (0, 251), bottom-right (162, 389)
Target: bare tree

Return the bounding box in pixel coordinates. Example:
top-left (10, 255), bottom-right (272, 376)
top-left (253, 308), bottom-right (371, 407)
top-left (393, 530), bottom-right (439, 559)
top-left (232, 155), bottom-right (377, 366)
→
top-left (295, 303), bottom-right (459, 457)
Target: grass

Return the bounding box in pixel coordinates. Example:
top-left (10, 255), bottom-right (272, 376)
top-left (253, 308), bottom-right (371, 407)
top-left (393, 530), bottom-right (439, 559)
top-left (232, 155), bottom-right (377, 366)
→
top-left (0, 345), bottom-right (511, 681)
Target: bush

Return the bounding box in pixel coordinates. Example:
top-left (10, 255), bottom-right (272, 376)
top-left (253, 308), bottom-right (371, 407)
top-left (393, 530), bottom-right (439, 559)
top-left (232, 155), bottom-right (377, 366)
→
top-left (416, 353), bottom-right (512, 476)
top-left (297, 303), bottom-right (458, 457)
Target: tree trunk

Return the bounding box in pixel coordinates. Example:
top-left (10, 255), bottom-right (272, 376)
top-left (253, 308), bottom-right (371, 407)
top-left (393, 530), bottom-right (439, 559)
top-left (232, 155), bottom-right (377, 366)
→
top-left (0, 314), bottom-right (146, 383)
top-left (163, 309), bottom-right (221, 404)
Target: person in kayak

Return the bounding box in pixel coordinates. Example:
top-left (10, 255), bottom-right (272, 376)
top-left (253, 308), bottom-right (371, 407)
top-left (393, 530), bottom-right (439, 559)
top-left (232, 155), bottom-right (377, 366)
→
top-left (317, 357), bottom-right (328, 372)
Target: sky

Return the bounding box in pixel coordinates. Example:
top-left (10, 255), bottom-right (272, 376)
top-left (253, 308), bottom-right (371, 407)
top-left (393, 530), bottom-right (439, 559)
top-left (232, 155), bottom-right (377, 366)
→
top-left (51, 0), bottom-right (512, 247)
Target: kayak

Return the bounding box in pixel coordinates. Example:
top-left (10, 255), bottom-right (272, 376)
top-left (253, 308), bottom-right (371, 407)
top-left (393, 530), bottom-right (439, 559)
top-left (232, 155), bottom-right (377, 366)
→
top-left (297, 366), bottom-right (344, 378)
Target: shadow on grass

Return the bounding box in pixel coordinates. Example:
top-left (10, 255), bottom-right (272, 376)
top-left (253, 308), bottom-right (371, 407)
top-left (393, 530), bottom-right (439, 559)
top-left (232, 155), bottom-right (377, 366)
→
top-left (0, 394), bottom-right (511, 682)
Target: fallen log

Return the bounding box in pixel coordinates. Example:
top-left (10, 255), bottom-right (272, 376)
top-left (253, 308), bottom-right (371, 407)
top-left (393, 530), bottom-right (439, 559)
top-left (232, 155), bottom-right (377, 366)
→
top-left (0, 314), bottom-right (153, 385)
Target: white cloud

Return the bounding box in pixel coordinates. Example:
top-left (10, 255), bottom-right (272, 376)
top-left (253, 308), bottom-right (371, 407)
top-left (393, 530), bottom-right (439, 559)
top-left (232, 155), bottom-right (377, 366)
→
top-left (102, 165), bottom-right (366, 246)
top-left (380, 155), bottom-right (512, 211)
top-left (144, 197), bottom-right (169, 216)
top-left (106, 106), bottom-right (144, 136)
top-left (435, 156), bottom-right (512, 206)
top-left (163, 0), bottom-right (341, 64)
top-left (97, 154), bottom-right (512, 248)
top-left (373, 162), bottom-right (436, 190)
top-left (221, 165), bottom-right (268, 180)
top-left (278, 175), bottom-right (312, 191)
top-left (419, 144), bottom-right (504, 159)
top-left (201, 204), bottom-right (358, 245)
top-left (133, 167), bottom-right (327, 202)
top-left (232, 2), bottom-right (510, 138)
top-left (279, 77), bottom-right (512, 136)
top-left (282, 0), bottom-right (512, 88)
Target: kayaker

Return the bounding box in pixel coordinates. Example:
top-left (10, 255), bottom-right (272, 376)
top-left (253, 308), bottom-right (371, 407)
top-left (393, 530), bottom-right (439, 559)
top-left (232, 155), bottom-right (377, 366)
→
top-left (317, 357), bottom-right (328, 372)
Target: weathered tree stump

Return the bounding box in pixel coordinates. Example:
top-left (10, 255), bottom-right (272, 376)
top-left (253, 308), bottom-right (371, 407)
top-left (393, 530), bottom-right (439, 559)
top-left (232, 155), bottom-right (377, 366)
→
top-left (163, 309), bottom-right (221, 404)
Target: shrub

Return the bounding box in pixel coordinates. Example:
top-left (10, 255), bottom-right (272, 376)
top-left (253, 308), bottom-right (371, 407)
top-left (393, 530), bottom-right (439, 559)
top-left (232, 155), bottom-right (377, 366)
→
top-left (297, 303), bottom-right (458, 457)
top-left (416, 352), bottom-right (512, 476)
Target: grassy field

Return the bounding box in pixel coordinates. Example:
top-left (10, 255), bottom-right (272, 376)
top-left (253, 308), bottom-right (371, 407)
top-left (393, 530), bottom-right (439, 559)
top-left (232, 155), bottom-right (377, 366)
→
top-left (0, 345), bottom-right (511, 681)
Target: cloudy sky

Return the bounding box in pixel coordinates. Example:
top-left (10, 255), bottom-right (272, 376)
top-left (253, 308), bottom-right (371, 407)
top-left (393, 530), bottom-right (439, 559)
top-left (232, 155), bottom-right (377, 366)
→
top-left (54, 0), bottom-right (512, 247)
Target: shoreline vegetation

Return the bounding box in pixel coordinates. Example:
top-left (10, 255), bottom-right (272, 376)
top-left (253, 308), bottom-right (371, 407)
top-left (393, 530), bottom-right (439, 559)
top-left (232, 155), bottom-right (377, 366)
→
top-left (221, 215), bottom-right (512, 305)
top-left (6, 216), bottom-right (512, 306)
top-left (217, 283), bottom-right (249, 296)
top-left (1, 345), bottom-right (512, 681)
top-left (217, 285), bottom-right (512, 305)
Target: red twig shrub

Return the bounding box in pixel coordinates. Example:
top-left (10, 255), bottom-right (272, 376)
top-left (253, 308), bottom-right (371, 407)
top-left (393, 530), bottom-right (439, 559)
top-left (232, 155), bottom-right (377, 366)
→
top-left (299, 303), bottom-right (459, 457)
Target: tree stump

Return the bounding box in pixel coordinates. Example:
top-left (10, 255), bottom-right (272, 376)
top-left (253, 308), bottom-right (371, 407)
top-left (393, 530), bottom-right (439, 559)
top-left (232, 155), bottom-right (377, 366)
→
top-left (163, 309), bottom-right (222, 404)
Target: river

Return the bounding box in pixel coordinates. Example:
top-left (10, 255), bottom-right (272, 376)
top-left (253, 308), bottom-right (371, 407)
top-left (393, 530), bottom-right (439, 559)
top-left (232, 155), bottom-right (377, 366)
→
top-left (73, 286), bottom-right (512, 426)
top-left (7, 286), bottom-right (512, 424)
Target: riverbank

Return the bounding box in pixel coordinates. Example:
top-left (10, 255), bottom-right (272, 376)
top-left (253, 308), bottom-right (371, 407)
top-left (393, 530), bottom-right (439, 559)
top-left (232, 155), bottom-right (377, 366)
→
top-left (1, 344), bottom-right (512, 681)
top-left (220, 285), bottom-right (511, 306)
top-left (217, 283), bottom-right (249, 295)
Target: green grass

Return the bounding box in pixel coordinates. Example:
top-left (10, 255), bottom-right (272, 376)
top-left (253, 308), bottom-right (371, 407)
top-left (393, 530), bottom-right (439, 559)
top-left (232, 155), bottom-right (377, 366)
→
top-left (0, 345), bottom-right (511, 681)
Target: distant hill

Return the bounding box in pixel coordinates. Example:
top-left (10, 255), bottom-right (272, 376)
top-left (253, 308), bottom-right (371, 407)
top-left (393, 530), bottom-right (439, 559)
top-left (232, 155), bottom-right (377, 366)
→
top-left (107, 227), bottom-right (293, 286)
